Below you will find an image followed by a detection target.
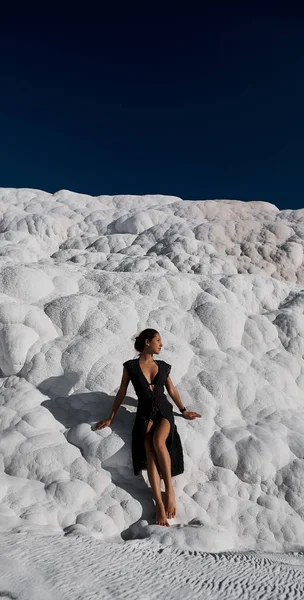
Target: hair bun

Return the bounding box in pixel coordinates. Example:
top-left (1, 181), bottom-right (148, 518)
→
top-left (133, 328), bottom-right (158, 353)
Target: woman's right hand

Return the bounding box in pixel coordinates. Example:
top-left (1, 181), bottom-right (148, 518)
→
top-left (95, 418), bottom-right (112, 430)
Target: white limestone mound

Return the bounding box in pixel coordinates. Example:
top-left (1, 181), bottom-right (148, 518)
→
top-left (0, 265), bottom-right (54, 303)
top-left (1, 188), bottom-right (304, 554)
top-left (0, 324), bottom-right (39, 375)
top-left (0, 302), bottom-right (58, 374)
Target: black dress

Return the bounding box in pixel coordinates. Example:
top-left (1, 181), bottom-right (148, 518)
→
top-left (123, 358), bottom-right (184, 477)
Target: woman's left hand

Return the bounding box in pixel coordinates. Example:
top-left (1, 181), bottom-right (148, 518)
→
top-left (182, 411), bottom-right (202, 420)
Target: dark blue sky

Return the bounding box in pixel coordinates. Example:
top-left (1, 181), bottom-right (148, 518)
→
top-left (1, 3), bottom-right (304, 209)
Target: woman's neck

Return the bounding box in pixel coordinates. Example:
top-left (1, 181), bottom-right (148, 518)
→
top-left (139, 352), bottom-right (154, 362)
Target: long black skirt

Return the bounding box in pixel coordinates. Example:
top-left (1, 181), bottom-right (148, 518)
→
top-left (131, 403), bottom-right (184, 477)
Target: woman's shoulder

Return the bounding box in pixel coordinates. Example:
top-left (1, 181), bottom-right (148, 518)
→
top-left (123, 358), bottom-right (138, 371)
top-left (157, 359), bottom-right (171, 370)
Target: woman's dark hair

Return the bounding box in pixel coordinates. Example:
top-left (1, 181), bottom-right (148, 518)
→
top-left (134, 329), bottom-right (159, 353)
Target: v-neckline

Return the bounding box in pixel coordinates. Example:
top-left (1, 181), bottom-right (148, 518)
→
top-left (137, 358), bottom-right (159, 389)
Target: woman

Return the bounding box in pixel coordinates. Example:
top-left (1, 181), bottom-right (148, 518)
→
top-left (95, 329), bottom-right (201, 527)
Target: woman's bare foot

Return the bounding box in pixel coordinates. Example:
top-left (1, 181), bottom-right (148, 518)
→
top-left (163, 489), bottom-right (176, 519)
top-left (155, 504), bottom-right (170, 527)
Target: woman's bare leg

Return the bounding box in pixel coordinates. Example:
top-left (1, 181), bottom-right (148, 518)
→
top-left (144, 420), bottom-right (170, 527)
top-left (153, 419), bottom-right (176, 519)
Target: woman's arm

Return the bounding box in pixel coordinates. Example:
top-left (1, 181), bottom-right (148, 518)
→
top-left (108, 367), bottom-right (130, 422)
top-left (165, 376), bottom-right (202, 420)
top-left (165, 376), bottom-right (186, 412)
top-left (95, 367), bottom-right (130, 429)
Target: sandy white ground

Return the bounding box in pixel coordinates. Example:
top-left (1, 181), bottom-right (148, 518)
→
top-left (2, 530), bottom-right (304, 600)
top-left (1, 188), bottom-right (304, 597)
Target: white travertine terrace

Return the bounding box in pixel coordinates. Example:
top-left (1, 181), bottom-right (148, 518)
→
top-left (1, 188), bottom-right (304, 562)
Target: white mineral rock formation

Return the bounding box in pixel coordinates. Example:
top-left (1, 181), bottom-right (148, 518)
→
top-left (1, 189), bottom-right (304, 571)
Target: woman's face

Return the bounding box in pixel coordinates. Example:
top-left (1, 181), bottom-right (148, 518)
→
top-left (148, 333), bottom-right (163, 354)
